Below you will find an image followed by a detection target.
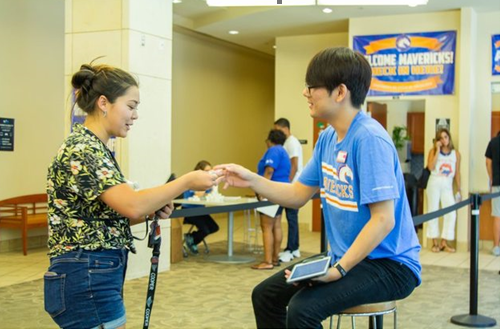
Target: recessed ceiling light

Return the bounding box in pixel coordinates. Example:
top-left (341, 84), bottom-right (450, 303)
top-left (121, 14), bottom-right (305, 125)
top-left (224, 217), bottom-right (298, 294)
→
top-left (318, 0), bottom-right (427, 5)
top-left (229, 30), bottom-right (239, 35)
top-left (173, 0), bottom-right (182, 3)
top-left (322, 8), bottom-right (333, 13)
top-left (208, 0), bottom-right (314, 6)
top-left (273, 45), bottom-right (277, 49)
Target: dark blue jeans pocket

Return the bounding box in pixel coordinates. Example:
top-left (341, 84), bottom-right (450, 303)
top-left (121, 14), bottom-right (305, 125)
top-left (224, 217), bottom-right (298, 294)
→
top-left (44, 271), bottom-right (66, 317)
top-left (89, 255), bottom-right (122, 273)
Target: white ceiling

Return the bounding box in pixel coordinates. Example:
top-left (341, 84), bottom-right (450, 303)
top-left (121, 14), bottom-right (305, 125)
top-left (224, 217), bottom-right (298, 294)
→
top-left (173, 0), bottom-right (500, 54)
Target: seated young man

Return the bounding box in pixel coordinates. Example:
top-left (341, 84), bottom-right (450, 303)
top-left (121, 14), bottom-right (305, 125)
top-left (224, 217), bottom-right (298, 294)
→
top-left (216, 47), bottom-right (421, 328)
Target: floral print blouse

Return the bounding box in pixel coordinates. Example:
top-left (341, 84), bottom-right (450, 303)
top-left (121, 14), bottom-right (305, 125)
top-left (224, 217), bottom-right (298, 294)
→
top-left (47, 124), bottom-right (135, 258)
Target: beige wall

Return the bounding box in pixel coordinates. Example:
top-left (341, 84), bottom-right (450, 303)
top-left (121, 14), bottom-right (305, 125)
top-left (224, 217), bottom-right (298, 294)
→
top-left (275, 32), bottom-right (349, 226)
top-left (472, 10), bottom-right (500, 192)
top-left (0, 0), bottom-right (65, 240)
top-left (172, 28), bottom-right (275, 196)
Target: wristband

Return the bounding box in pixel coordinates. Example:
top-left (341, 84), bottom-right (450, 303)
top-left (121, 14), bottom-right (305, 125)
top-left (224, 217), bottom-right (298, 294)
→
top-left (333, 262), bottom-right (347, 277)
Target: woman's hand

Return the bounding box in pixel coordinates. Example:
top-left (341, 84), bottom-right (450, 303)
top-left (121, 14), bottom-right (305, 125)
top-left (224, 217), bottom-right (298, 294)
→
top-left (435, 140), bottom-right (442, 149)
top-left (213, 164), bottom-right (257, 189)
top-left (155, 202), bottom-right (174, 219)
top-left (183, 170), bottom-right (223, 191)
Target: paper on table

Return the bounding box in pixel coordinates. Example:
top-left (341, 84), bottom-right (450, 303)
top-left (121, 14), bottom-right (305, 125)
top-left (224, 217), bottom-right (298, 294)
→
top-left (256, 204), bottom-right (280, 217)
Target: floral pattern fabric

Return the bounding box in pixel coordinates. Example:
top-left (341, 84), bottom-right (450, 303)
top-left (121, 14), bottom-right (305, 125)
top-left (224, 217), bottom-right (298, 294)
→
top-left (47, 124), bottom-right (134, 258)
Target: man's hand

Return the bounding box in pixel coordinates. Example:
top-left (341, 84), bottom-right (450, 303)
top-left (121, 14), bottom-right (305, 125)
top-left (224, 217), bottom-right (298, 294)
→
top-left (311, 267), bottom-right (342, 283)
top-left (214, 163), bottom-right (258, 189)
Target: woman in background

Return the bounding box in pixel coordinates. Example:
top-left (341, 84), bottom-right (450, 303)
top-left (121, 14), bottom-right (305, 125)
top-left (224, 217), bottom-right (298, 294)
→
top-left (251, 129), bottom-right (291, 270)
top-left (183, 160), bottom-right (220, 254)
top-left (426, 128), bottom-right (461, 253)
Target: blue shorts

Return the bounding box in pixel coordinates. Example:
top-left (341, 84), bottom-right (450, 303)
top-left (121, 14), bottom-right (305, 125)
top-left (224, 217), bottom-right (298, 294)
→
top-left (44, 249), bottom-right (128, 329)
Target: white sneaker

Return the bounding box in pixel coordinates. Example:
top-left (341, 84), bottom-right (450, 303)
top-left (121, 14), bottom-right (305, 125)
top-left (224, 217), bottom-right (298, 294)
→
top-left (492, 246), bottom-right (500, 256)
top-left (291, 249), bottom-right (301, 258)
top-left (279, 250), bottom-right (294, 263)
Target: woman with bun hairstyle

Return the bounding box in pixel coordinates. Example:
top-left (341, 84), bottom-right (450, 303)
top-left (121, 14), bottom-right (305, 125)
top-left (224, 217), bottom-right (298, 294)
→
top-left (44, 62), bottom-right (221, 329)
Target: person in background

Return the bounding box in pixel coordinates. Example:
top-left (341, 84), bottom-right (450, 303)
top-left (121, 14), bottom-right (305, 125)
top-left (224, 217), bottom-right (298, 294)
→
top-left (45, 63), bottom-right (220, 329)
top-left (216, 47), bottom-right (421, 328)
top-left (251, 129), bottom-right (291, 270)
top-left (485, 131), bottom-right (500, 256)
top-left (426, 128), bottom-right (461, 253)
top-left (274, 118), bottom-right (304, 263)
top-left (183, 160), bottom-right (220, 254)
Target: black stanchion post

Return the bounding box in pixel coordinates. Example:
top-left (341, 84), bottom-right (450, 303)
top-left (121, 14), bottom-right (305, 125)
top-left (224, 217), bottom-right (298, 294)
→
top-left (450, 193), bottom-right (497, 328)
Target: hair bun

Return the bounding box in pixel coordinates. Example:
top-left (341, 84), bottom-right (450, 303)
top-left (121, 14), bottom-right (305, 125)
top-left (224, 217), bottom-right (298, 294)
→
top-left (71, 64), bottom-right (96, 91)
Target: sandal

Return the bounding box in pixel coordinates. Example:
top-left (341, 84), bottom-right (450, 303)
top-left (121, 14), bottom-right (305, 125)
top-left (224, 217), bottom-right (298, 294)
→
top-left (431, 245), bottom-right (440, 253)
top-left (251, 262), bottom-right (274, 270)
top-left (272, 260), bottom-right (281, 267)
top-left (441, 245), bottom-right (456, 253)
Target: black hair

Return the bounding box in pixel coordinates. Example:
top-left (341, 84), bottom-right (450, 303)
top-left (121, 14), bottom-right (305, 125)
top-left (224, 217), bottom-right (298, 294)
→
top-left (274, 118), bottom-right (290, 129)
top-left (194, 160), bottom-right (211, 171)
top-left (267, 129), bottom-right (287, 146)
top-left (305, 47), bottom-right (372, 108)
top-left (71, 61), bottom-right (138, 114)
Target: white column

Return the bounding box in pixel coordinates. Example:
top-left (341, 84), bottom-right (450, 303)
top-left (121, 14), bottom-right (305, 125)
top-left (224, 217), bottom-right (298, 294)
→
top-left (457, 7), bottom-right (477, 252)
top-left (65, 0), bottom-right (173, 279)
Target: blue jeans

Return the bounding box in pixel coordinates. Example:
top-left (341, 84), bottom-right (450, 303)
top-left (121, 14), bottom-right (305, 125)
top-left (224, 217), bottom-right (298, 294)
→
top-left (284, 208), bottom-right (299, 251)
top-left (252, 256), bottom-right (418, 328)
top-left (44, 249), bottom-right (128, 329)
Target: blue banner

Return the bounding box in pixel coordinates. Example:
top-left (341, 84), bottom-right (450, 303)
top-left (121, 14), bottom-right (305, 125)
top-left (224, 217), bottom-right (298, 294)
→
top-left (353, 31), bottom-right (456, 96)
top-left (493, 34), bottom-right (500, 76)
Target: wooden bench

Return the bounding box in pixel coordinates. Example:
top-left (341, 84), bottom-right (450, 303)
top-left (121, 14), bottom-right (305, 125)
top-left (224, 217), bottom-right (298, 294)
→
top-left (0, 194), bottom-right (48, 255)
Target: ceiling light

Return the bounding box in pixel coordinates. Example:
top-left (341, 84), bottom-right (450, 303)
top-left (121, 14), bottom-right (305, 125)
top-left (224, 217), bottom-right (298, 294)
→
top-left (173, 0), bottom-right (182, 3)
top-left (207, 0), bottom-right (315, 6)
top-left (322, 7), bottom-right (333, 13)
top-left (317, 0), bottom-right (427, 5)
top-left (229, 30), bottom-right (239, 35)
top-left (273, 45), bottom-right (277, 49)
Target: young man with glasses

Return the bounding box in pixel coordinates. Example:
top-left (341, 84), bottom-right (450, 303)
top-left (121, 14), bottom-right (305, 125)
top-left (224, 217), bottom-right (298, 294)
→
top-left (216, 47), bottom-right (421, 328)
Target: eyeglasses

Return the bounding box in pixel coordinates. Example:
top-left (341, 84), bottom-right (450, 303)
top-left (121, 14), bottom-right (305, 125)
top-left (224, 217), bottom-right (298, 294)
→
top-left (305, 84), bottom-right (324, 95)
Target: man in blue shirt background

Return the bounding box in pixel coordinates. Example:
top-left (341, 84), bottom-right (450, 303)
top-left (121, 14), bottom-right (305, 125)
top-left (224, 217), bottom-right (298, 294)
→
top-left (216, 47), bottom-right (421, 328)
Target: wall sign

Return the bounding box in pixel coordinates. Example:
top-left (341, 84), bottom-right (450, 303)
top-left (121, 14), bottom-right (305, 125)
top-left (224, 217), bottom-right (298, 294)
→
top-left (492, 34), bottom-right (500, 76)
top-left (353, 31), bottom-right (457, 96)
top-left (0, 117), bottom-right (15, 151)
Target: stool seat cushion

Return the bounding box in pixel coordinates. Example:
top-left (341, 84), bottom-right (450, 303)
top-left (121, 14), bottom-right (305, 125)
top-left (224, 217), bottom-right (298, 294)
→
top-left (341, 301), bottom-right (396, 314)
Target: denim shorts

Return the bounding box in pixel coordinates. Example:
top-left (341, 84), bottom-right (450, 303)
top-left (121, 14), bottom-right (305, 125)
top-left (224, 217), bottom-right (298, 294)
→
top-left (44, 249), bottom-right (128, 329)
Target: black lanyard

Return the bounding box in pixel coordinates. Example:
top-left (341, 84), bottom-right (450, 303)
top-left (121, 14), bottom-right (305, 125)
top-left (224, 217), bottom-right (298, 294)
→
top-left (143, 216), bottom-right (161, 329)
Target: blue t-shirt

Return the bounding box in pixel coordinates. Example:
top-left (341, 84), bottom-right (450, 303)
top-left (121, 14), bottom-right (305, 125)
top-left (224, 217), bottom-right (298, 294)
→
top-left (299, 111), bottom-right (421, 284)
top-left (257, 145), bottom-right (291, 183)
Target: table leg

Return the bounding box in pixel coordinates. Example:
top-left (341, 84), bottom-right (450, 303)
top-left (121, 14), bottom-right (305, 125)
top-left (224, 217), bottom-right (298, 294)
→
top-left (228, 211), bottom-right (234, 257)
top-left (207, 211), bottom-right (255, 264)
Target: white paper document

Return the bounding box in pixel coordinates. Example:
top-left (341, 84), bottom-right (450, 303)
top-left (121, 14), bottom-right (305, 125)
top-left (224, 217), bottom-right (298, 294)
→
top-left (256, 204), bottom-right (280, 217)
